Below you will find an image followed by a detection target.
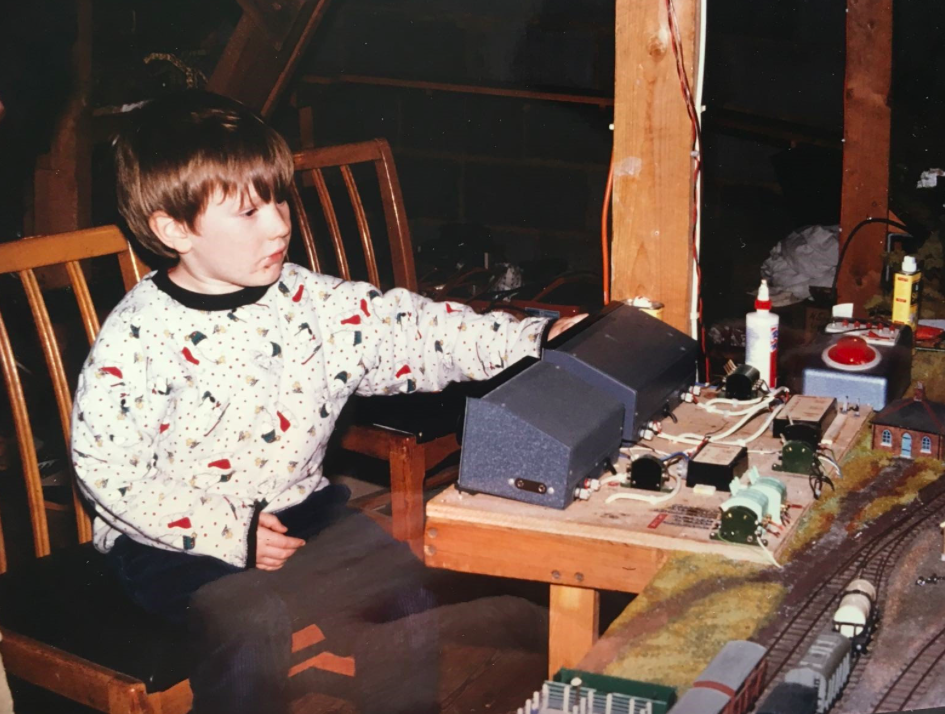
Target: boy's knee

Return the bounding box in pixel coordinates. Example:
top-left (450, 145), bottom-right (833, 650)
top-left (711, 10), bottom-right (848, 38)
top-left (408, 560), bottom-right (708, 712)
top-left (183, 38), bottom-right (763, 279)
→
top-left (188, 577), bottom-right (292, 714)
top-left (190, 572), bottom-right (290, 643)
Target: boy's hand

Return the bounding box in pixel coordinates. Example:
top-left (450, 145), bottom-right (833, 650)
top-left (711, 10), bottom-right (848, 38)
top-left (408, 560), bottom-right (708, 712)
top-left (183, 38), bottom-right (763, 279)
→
top-left (256, 512), bottom-right (305, 571)
top-left (547, 314), bottom-right (587, 341)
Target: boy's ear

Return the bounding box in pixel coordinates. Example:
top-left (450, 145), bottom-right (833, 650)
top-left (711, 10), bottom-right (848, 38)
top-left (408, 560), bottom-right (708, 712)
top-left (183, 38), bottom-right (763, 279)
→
top-left (149, 211), bottom-right (194, 254)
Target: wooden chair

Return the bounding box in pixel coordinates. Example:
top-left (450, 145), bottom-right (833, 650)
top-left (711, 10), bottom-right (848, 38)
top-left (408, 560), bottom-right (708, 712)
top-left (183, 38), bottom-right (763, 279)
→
top-left (289, 139), bottom-right (462, 550)
top-left (0, 227), bottom-right (192, 713)
top-left (0, 227), bottom-right (363, 713)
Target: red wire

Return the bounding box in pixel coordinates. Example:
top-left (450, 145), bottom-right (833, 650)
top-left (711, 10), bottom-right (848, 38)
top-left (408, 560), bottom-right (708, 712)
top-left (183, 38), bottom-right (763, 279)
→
top-left (664, 0), bottom-right (710, 381)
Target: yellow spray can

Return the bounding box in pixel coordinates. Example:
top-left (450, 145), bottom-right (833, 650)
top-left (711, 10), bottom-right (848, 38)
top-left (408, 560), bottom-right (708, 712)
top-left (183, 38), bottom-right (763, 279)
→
top-left (891, 255), bottom-right (921, 329)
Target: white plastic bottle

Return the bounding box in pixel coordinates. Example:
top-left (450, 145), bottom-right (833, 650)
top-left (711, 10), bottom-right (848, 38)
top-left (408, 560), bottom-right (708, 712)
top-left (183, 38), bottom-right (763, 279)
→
top-left (745, 279), bottom-right (779, 388)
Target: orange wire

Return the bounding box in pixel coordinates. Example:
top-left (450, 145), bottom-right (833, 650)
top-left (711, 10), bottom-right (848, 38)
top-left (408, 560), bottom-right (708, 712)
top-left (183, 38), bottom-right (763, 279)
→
top-left (601, 150), bottom-right (614, 305)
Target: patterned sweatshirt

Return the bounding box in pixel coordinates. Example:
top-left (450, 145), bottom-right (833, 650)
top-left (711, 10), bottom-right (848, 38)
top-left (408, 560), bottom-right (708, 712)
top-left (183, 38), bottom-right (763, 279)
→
top-left (71, 263), bottom-right (548, 567)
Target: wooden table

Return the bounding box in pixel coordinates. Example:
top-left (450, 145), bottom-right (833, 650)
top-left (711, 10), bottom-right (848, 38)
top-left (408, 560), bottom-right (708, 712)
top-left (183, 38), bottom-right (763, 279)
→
top-left (423, 399), bottom-right (867, 676)
top-left (424, 487), bottom-right (669, 676)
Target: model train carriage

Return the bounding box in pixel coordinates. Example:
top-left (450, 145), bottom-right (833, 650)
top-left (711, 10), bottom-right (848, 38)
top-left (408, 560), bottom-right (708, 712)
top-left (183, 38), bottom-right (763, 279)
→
top-left (784, 631), bottom-right (852, 714)
top-left (668, 640), bottom-right (767, 714)
top-left (755, 681), bottom-right (818, 714)
top-left (833, 578), bottom-right (878, 653)
top-left (668, 686), bottom-right (730, 714)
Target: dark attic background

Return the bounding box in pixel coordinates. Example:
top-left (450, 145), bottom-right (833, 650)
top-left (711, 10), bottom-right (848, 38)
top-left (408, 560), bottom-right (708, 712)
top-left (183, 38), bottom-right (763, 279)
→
top-left (3, 0), bottom-right (945, 339)
top-left (3, 2), bottom-right (945, 712)
top-left (700, 0), bottom-right (845, 327)
top-left (83, 0), bottom-right (616, 300)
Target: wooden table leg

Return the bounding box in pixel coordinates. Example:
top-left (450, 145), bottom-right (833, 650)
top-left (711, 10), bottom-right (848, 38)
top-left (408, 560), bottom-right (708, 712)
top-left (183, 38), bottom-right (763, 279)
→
top-left (389, 436), bottom-right (425, 556)
top-left (547, 584), bottom-right (600, 678)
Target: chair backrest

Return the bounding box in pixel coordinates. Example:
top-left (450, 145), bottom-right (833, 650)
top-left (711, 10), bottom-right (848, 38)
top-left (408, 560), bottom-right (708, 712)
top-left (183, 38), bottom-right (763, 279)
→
top-left (0, 227), bottom-right (148, 573)
top-left (290, 138), bottom-right (418, 291)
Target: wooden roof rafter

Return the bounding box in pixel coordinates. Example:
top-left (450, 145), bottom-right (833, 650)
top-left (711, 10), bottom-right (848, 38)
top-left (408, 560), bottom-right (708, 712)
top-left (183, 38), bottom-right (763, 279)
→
top-left (208, 0), bottom-right (335, 118)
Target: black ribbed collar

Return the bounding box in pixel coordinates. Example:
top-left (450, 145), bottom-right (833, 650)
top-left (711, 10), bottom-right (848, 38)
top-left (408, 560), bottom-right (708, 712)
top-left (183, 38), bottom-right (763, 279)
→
top-left (151, 269), bottom-right (274, 311)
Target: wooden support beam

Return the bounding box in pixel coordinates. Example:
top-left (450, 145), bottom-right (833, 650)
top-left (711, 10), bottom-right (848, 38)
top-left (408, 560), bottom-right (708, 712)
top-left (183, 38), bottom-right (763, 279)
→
top-left (548, 585), bottom-right (600, 678)
top-left (610, 0), bottom-right (700, 333)
top-left (838, 0), bottom-right (893, 309)
top-left (208, 0), bottom-right (334, 118)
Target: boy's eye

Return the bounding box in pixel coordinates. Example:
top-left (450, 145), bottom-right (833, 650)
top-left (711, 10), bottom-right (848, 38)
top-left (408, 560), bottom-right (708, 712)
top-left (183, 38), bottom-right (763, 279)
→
top-left (241, 208), bottom-right (258, 218)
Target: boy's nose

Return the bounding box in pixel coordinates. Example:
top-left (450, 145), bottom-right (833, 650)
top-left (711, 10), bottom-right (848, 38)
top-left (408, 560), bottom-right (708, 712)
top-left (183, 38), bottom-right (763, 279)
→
top-left (264, 202), bottom-right (292, 239)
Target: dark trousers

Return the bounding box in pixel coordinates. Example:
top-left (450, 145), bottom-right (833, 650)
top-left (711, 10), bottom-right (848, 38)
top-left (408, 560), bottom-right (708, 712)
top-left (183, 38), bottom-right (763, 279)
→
top-left (106, 485), bottom-right (439, 714)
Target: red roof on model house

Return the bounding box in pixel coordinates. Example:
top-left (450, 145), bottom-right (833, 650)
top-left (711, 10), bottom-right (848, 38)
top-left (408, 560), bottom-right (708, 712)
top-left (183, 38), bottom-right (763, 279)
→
top-left (872, 383), bottom-right (945, 435)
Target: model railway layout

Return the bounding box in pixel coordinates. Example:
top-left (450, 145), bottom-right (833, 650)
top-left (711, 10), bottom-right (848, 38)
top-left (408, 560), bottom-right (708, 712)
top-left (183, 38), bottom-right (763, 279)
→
top-left (757, 467), bottom-right (945, 712)
top-left (872, 617), bottom-right (945, 713)
top-left (436, 376), bottom-right (945, 714)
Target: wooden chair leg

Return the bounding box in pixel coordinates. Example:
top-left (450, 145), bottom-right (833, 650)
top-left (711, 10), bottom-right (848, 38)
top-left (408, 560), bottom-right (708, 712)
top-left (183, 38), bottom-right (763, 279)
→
top-left (388, 435), bottom-right (425, 554)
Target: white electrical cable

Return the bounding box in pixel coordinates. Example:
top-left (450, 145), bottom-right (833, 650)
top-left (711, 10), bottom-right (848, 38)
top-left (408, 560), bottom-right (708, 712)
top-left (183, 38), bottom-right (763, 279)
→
top-left (656, 396), bottom-right (784, 447)
top-left (758, 537), bottom-right (783, 570)
top-left (689, 0), bottom-right (708, 340)
top-left (818, 455), bottom-right (843, 480)
top-left (698, 387), bottom-right (790, 416)
top-left (619, 445), bottom-right (671, 458)
top-left (702, 395), bottom-right (768, 407)
top-left (599, 473), bottom-right (627, 487)
top-left (713, 528), bottom-right (783, 570)
top-left (700, 401), bottom-right (773, 417)
top-left (728, 403), bottom-right (786, 446)
top-left (605, 473), bottom-right (682, 505)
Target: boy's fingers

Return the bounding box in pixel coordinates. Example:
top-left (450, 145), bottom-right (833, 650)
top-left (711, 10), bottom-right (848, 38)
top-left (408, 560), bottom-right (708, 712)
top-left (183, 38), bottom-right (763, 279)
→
top-left (255, 522), bottom-right (304, 569)
top-left (259, 542), bottom-right (301, 560)
top-left (258, 553), bottom-right (286, 566)
top-left (258, 512), bottom-right (288, 532)
top-left (547, 313), bottom-right (587, 340)
top-left (264, 531), bottom-right (305, 550)
top-left (256, 545), bottom-right (296, 568)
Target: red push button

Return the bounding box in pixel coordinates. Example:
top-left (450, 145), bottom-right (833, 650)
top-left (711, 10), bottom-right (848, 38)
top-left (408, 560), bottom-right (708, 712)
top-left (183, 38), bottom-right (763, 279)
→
top-left (822, 335), bottom-right (881, 371)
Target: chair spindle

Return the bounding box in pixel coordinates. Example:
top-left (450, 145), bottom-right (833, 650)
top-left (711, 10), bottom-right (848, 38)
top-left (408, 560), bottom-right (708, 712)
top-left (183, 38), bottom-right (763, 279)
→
top-left (340, 165), bottom-right (381, 288)
top-left (311, 168), bottom-right (351, 280)
top-left (0, 307), bottom-right (51, 566)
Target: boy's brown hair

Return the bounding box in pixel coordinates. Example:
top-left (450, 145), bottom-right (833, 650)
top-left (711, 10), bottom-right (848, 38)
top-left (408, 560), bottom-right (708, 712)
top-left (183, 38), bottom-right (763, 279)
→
top-left (113, 91), bottom-right (294, 259)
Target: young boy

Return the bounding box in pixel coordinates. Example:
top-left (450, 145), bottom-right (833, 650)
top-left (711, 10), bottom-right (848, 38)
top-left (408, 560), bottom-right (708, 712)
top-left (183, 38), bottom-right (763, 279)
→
top-left (71, 91), bottom-right (579, 714)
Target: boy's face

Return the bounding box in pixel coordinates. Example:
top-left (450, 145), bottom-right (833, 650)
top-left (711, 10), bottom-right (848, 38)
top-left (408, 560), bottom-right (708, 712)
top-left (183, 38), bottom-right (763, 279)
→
top-left (156, 186), bottom-right (291, 294)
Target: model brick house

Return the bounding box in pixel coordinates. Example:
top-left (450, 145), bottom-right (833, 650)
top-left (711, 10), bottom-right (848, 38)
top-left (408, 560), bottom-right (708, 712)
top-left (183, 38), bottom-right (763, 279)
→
top-left (871, 383), bottom-right (945, 459)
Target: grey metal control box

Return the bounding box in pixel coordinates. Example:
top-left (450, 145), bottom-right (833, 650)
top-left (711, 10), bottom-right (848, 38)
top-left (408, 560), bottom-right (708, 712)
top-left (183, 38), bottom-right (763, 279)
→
top-left (458, 361), bottom-right (624, 509)
top-left (543, 303), bottom-right (698, 440)
top-left (794, 324), bottom-right (912, 411)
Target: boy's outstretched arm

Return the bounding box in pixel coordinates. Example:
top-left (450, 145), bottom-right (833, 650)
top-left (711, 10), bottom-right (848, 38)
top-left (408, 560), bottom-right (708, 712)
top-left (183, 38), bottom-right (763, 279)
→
top-left (311, 276), bottom-right (580, 396)
top-left (547, 313), bottom-right (587, 340)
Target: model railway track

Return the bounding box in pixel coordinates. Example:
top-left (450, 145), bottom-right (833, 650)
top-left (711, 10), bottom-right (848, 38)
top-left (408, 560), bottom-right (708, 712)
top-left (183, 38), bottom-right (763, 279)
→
top-left (870, 621), bottom-right (945, 713)
top-left (762, 479), bottom-right (945, 694)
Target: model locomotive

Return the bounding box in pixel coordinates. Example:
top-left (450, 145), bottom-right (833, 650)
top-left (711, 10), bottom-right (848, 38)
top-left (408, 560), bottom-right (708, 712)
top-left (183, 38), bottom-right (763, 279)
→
top-left (757, 577), bottom-right (879, 713)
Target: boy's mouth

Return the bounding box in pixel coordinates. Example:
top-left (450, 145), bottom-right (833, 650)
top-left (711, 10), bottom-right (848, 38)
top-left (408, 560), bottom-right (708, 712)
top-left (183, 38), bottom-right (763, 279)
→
top-left (263, 249), bottom-right (286, 266)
